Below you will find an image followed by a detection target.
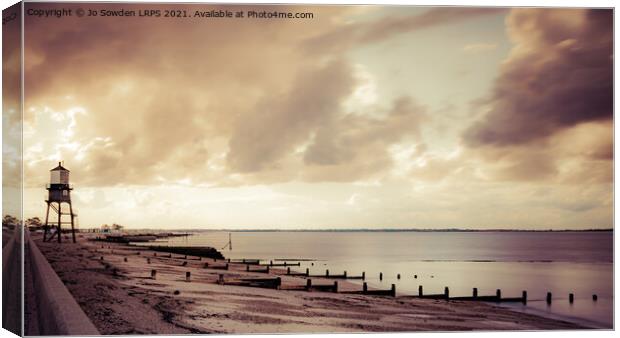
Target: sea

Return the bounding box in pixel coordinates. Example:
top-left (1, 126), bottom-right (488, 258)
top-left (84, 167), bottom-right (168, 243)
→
top-left (135, 230), bottom-right (613, 329)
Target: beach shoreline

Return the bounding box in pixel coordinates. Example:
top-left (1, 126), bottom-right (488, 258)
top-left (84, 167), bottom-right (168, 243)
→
top-left (27, 232), bottom-right (591, 334)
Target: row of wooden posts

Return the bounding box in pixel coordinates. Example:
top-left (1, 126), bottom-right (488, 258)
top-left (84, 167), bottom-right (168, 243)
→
top-left (103, 251), bottom-right (599, 304)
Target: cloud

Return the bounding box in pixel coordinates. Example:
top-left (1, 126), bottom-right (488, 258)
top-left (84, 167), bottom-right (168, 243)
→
top-left (463, 9), bottom-right (613, 147)
top-left (462, 43), bottom-right (497, 53)
top-left (305, 7), bottom-right (505, 54)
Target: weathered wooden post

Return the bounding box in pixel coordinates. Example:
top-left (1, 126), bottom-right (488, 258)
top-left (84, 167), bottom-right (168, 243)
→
top-left (397, 274), bottom-right (401, 280)
top-left (306, 279), bottom-right (312, 291)
top-left (218, 274), bottom-right (224, 284)
top-left (362, 271), bottom-right (366, 280)
top-left (593, 294), bottom-right (598, 301)
top-left (418, 285), bottom-right (423, 297)
top-left (246, 264), bottom-right (249, 272)
top-left (496, 289), bottom-right (501, 301)
top-left (186, 271), bottom-right (191, 282)
top-left (151, 269), bottom-right (157, 279)
top-left (154, 252), bottom-right (157, 257)
top-left (344, 271), bottom-right (347, 278)
top-left (569, 293), bottom-right (574, 303)
top-left (473, 288), bottom-right (478, 298)
top-left (204, 262), bottom-right (209, 268)
top-left (276, 277), bottom-right (281, 289)
top-left (184, 255), bottom-right (187, 259)
top-left (391, 284), bottom-right (396, 297)
top-left (305, 268), bottom-right (309, 276)
top-left (333, 281), bottom-right (338, 293)
top-left (444, 287), bottom-right (449, 300)
top-left (522, 291), bottom-right (527, 304)
top-left (266, 266), bottom-right (270, 273)
top-left (363, 282), bottom-right (368, 294)
top-left (270, 260), bottom-right (273, 266)
top-left (414, 274), bottom-right (417, 279)
top-left (181, 261), bottom-right (187, 266)
top-left (326, 269), bottom-right (329, 277)
top-left (287, 267), bottom-right (291, 275)
top-left (546, 292), bottom-right (552, 304)
top-left (379, 272), bottom-right (383, 281)
top-left (225, 264), bottom-right (229, 270)
top-left (147, 258), bottom-right (151, 264)
top-left (124, 257), bottom-right (128, 262)
top-left (100, 256), bottom-right (104, 261)
top-left (137, 252), bottom-right (141, 255)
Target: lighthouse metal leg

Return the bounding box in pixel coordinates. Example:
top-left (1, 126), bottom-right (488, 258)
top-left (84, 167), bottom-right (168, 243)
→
top-left (69, 203), bottom-right (76, 243)
top-left (43, 202), bottom-right (50, 242)
top-left (57, 202), bottom-right (62, 243)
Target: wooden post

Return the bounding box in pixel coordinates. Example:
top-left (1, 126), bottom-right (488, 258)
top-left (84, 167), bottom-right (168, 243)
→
top-left (276, 277), bottom-right (281, 289)
top-left (246, 265), bottom-right (249, 272)
top-left (362, 271), bottom-right (366, 280)
top-left (204, 262), bottom-right (209, 268)
top-left (444, 287), bottom-right (449, 300)
top-left (522, 291), bottom-right (527, 304)
top-left (333, 281), bottom-right (338, 293)
top-left (154, 252), bottom-right (157, 257)
top-left (391, 284), bottom-right (396, 297)
top-left (270, 260), bottom-right (273, 266)
top-left (496, 289), bottom-right (501, 300)
top-left (326, 269), bottom-right (329, 277)
top-left (418, 285), bottom-right (423, 297)
top-left (414, 274), bottom-right (417, 279)
top-left (306, 279), bottom-right (312, 291)
top-left (569, 293), bottom-right (574, 303)
top-left (242, 259), bottom-right (246, 263)
top-left (225, 263), bottom-right (229, 270)
top-left (186, 271), bottom-right (191, 282)
top-left (123, 257), bottom-right (128, 262)
top-left (546, 292), bottom-right (552, 304)
top-left (100, 256), bottom-right (104, 261)
top-left (379, 272), bottom-right (383, 281)
top-left (218, 274), bottom-right (224, 284)
top-left (287, 267), bottom-right (291, 275)
top-left (397, 274), bottom-right (401, 280)
top-left (266, 266), bottom-right (270, 273)
top-left (363, 282), bottom-right (368, 293)
top-left (151, 269), bottom-right (156, 279)
top-left (473, 288), bottom-right (478, 298)
top-left (593, 294), bottom-right (598, 301)
top-left (344, 271), bottom-right (347, 278)
top-left (305, 268), bottom-right (309, 276)
top-left (147, 258), bottom-right (151, 264)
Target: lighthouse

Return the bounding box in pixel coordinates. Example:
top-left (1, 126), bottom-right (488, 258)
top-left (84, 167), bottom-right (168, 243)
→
top-left (43, 162), bottom-right (77, 243)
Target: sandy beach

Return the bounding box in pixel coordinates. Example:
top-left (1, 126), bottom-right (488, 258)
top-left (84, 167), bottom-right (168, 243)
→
top-left (28, 233), bottom-right (588, 334)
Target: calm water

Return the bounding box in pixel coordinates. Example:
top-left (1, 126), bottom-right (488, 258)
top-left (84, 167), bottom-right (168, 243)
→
top-left (139, 231), bottom-right (613, 328)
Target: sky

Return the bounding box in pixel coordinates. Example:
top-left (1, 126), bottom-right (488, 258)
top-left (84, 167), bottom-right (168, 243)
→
top-left (4, 4), bottom-right (613, 229)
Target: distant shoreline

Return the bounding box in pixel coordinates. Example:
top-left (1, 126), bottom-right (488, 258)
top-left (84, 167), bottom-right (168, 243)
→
top-left (114, 228), bottom-right (613, 233)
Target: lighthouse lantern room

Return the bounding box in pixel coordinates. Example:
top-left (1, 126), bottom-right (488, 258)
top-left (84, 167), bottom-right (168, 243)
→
top-left (43, 162), bottom-right (77, 243)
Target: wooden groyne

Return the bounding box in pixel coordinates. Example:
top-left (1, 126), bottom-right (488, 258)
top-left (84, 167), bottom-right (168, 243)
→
top-left (147, 246), bottom-right (224, 259)
top-left (204, 262), bottom-right (229, 270)
top-left (259, 260), bottom-right (301, 267)
top-left (308, 269), bottom-right (365, 280)
top-left (228, 258), bottom-right (260, 265)
top-left (217, 274), bottom-right (281, 289)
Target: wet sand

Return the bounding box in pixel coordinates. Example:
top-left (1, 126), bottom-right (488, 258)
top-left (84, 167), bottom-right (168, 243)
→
top-left (31, 233), bottom-right (588, 334)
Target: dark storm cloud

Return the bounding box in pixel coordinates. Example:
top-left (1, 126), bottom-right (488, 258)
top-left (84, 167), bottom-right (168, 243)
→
top-left (463, 9), bottom-right (613, 147)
